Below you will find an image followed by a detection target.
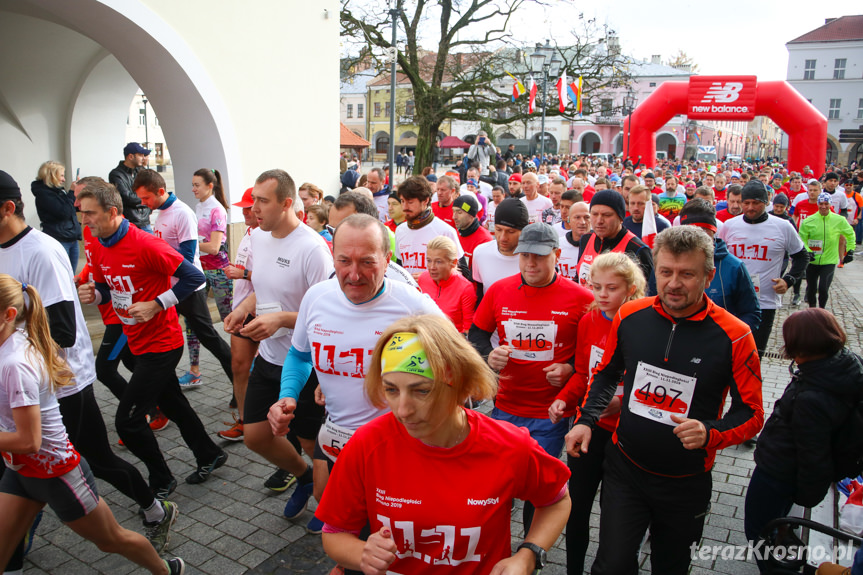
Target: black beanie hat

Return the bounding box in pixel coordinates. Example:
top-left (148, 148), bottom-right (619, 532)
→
top-left (590, 189), bottom-right (626, 221)
top-left (494, 198), bottom-right (530, 230)
top-left (741, 181), bottom-right (769, 204)
top-left (0, 170), bottom-right (21, 201)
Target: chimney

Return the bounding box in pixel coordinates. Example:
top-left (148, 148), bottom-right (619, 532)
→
top-left (651, 54), bottom-right (661, 65)
top-left (607, 34), bottom-right (620, 56)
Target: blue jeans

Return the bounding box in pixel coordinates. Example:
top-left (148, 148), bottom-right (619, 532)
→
top-left (58, 240), bottom-right (79, 274)
top-left (490, 406), bottom-right (569, 458)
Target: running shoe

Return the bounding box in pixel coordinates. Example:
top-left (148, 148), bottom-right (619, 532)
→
top-left (306, 514), bottom-right (324, 534)
top-left (23, 510), bottom-right (42, 555)
top-left (186, 450), bottom-right (228, 484)
top-left (283, 480), bottom-right (314, 519)
top-left (148, 410), bottom-right (171, 432)
top-left (153, 478), bottom-right (178, 501)
top-left (178, 372), bottom-right (203, 388)
top-left (217, 416), bottom-right (244, 442)
top-left (328, 566), bottom-right (345, 575)
top-left (145, 500), bottom-right (179, 552)
top-left (792, 294), bottom-right (801, 306)
top-left (165, 557), bottom-right (186, 575)
top-left (264, 468), bottom-right (296, 492)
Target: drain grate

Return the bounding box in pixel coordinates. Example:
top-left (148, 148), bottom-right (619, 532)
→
top-left (761, 351), bottom-right (785, 360)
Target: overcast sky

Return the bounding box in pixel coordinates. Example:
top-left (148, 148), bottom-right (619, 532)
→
top-left (518, 1), bottom-right (862, 81)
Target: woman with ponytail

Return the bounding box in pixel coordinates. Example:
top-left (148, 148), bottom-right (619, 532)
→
top-left (0, 275), bottom-right (184, 574)
top-left (180, 168), bottom-right (234, 386)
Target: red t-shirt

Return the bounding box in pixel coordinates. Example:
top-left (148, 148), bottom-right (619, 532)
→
top-left (556, 309), bottom-right (622, 432)
top-left (581, 188), bottom-right (595, 203)
top-left (432, 202), bottom-right (456, 229)
top-left (316, 410), bottom-right (570, 574)
top-left (713, 187), bottom-right (728, 202)
top-left (384, 219), bottom-right (399, 232)
top-left (90, 223), bottom-right (185, 355)
top-left (457, 226), bottom-right (493, 272)
top-left (417, 271), bottom-right (476, 332)
top-left (81, 226), bottom-right (121, 326)
top-left (473, 274), bottom-right (593, 418)
top-left (715, 209), bottom-right (737, 222)
top-left (794, 200), bottom-right (820, 223)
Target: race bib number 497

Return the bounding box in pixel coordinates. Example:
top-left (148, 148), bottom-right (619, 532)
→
top-left (628, 361), bottom-right (696, 426)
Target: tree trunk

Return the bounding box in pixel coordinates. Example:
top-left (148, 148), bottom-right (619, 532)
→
top-left (415, 119), bottom-right (441, 173)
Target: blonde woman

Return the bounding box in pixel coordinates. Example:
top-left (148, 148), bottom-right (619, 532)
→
top-left (417, 236), bottom-right (476, 333)
top-left (31, 161), bottom-right (81, 271)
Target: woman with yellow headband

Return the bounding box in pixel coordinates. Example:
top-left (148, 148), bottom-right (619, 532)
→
top-left (315, 314), bottom-right (571, 574)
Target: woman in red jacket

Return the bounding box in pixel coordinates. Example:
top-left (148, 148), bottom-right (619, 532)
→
top-left (417, 236), bottom-right (476, 334)
top-left (548, 252), bottom-right (646, 575)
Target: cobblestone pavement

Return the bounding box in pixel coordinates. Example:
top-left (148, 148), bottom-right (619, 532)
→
top-left (23, 263), bottom-right (863, 574)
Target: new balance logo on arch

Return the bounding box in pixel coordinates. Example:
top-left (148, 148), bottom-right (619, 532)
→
top-left (700, 82), bottom-right (743, 103)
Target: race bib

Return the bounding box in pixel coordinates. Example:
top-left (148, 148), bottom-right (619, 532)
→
top-left (587, 345), bottom-right (604, 385)
top-left (235, 250), bottom-right (249, 268)
top-left (110, 291), bottom-right (137, 325)
top-left (317, 418), bottom-right (355, 463)
top-left (503, 319), bottom-right (557, 361)
top-left (578, 261), bottom-right (592, 289)
top-left (255, 302), bottom-right (292, 339)
top-left (628, 361), bottom-right (696, 426)
top-left (807, 239), bottom-right (823, 253)
top-left (751, 274), bottom-right (760, 294)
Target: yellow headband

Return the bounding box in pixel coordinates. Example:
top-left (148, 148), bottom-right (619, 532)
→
top-left (381, 332), bottom-right (435, 381)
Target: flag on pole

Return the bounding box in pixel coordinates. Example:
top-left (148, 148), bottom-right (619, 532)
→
top-left (507, 71), bottom-right (525, 102)
top-left (642, 193), bottom-right (658, 248)
top-left (556, 69), bottom-right (567, 113)
top-left (566, 81), bottom-right (579, 109)
top-left (528, 78), bottom-right (537, 114)
top-left (576, 76), bottom-right (583, 116)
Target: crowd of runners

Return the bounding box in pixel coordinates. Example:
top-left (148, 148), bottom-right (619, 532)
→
top-left (1, 139), bottom-right (862, 575)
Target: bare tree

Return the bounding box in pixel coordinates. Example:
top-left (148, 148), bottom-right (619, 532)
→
top-left (342, 0), bottom-right (630, 169)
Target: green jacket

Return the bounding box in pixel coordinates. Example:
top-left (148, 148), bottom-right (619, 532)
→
top-left (799, 211), bottom-right (855, 266)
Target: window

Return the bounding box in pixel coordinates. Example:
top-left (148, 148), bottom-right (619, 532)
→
top-left (138, 108), bottom-right (146, 126)
top-left (804, 59), bottom-right (816, 80)
top-left (154, 116), bottom-right (159, 127)
top-left (374, 102), bottom-right (381, 117)
top-left (600, 98), bottom-right (613, 117)
top-left (834, 58), bottom-right (846, 80)
top-left (857, 98), bottom-right (863, 120)
top-left (376, 136), bottom-right (389, 154)
top-left (649, 82), bottom-right (656, 87)
top-left (829, 98), bottom-right (841, 120)
top-left (358, 104), bottom-right (364, 118)
top-left (346, 104), bottom-right (353, 118)
top-left (405, 100), bottom-right (415, 116)
top-left (385, 102), bottom-right (391, 117)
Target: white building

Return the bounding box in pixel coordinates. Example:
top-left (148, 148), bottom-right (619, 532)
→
top-left (785, 15), bottom-right (863, 166)
top-left (125, 90), bottom-right (171, 169)
top-left (339, 68), bottom-right (376, 154)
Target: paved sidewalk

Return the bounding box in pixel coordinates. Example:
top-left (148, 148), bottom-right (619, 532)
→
top-left (22, 264), bottom-right (863, 574)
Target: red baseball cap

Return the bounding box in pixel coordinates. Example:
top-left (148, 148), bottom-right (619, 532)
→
top-left (509, 173), bottom-right (522, 183)
top-left (233, 187), bottom-right (254, 208)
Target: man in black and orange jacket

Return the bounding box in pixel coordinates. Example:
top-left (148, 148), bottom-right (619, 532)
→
top-left (566, 225), bottom-right (764, 575)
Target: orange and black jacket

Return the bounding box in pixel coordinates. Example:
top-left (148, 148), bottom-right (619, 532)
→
top-left (575, 295), bottom-right (764, 477)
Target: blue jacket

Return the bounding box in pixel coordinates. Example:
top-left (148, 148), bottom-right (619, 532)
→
top-left (707, 238), bottom-right (761, 332)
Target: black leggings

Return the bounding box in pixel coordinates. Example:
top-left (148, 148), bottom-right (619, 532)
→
top-left (0, 463), bottom-right (24, 573)
top-left (95, 323), bottom-right (135, 400)
top-left (58, 385), bottom-right (154, 508)
top-left (116, 346), bottom-right (222, 488)
top-left (176, 289), bottom-right (233, 382)
top-left (566, 426), bottom-right (612, 575)
top-left (805, 263), bottom-right (835, 308)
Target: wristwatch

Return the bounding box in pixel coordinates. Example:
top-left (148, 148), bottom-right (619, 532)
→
top-left (516, 542), bottom-right (547, 571)
top-left (242, 269), bottom-right (249, 280)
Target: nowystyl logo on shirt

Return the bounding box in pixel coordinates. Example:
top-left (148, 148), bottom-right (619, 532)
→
top-left (377, 512), bottom-right (482, 566)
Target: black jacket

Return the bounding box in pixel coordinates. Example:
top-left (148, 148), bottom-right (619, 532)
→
top-left (577, 227), bottom-right (656, 295)
top-left (754, 349), bottom-right (863, 507)
top-left (30, 180), bottom-right (81, 242)
top-left (107, 161), bottom-right (150, 228)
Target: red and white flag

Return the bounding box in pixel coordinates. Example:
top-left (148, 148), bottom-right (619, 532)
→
top-left (642, 195), bottom-right (658, 248)
top-left (528, 78), bottom-right (537, 114)
top-left (556, 69), bottom-right (567, 113)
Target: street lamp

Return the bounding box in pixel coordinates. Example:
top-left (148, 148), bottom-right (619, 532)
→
top-left (623, 89), bottom-right (637, 161)
top-left (387, 0), bottom-right (401, 183)
top-left (529, 40), bottom-right (562, 159)
top-left (141, 94), bottom-right (149, 149)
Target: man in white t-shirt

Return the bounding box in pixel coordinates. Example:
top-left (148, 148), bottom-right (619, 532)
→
top-left (133, 169), bottom-right (234, 389)
top-left (520, 172), bottom-right (553, 224)
top-left (472, 198), bottom-right (529, 302)
top-left (822, 172), bottom-right (849, 217)
top-left (395, 175), bottom-right (464, 280)
top-left (223, 169), bottom-right (333, 519)
top-left (459, 166), bottom-right (493, 199)
top-left (718, 180), bottom-right (809, 356)
top-left (268, 213), bottom-right (443, 531)
top-left (559, 200), bottom-right (589, 280)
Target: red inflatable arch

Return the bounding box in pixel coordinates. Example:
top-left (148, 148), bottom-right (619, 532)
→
top-left (623, 76), bottom-right (828, 177)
